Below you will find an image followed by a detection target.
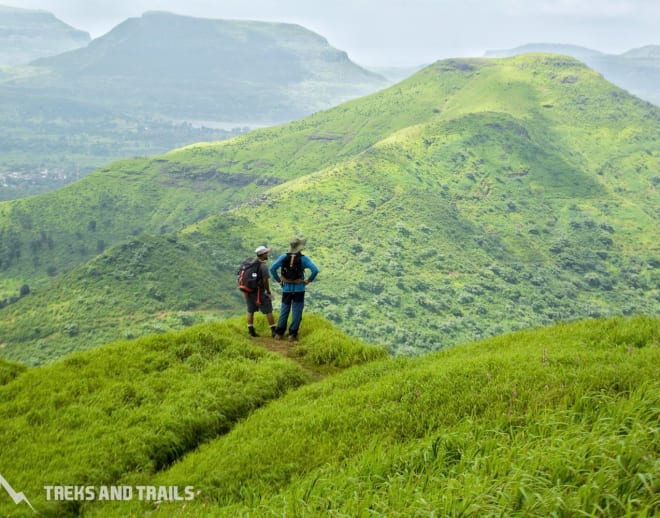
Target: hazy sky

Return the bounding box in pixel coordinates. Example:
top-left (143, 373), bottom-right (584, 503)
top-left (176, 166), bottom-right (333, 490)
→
top-left (7, 0), bottom-right (660, 66)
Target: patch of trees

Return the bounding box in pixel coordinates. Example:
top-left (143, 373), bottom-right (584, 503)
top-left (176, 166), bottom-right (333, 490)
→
top-left (0, 283), bottom-right (30, 309)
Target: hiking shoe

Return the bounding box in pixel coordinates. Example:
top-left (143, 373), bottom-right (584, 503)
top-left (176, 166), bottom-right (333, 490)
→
top-left (271, 329), bottom-right (278, 338)
top-left (273, 334), bottom-right (283, 340)
top-left (288, 334), bottom-right (298, 342)
top-left (248, 327), bottom-right (259, 337)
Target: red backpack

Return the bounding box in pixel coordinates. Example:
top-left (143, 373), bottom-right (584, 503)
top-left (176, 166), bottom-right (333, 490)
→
top-left (237, 258), bottom-right (261, 292)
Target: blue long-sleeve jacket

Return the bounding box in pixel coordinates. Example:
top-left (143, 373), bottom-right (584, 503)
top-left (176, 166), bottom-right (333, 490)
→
top-left (270, 254), bottom-right (319, 293)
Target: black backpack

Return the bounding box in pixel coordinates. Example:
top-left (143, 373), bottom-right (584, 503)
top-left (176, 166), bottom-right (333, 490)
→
top-left (280, 252), bottom-right (303, 280)
top-left (237, 258), bottom-right (261, 292)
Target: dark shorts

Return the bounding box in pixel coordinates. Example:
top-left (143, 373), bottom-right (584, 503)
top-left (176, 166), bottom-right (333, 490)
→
top-left (244, 291), bottom-right (273, 314)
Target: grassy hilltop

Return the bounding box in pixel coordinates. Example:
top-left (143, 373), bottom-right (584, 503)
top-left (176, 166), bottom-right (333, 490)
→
top-left (0, 53), bottom-right (659, 363)
top-left (0, 315), bottom-right (657, 516)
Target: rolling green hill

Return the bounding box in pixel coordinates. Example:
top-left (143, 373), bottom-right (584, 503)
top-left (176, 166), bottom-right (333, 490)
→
top-left (0, 54), bottom-right (659, 363)
top-left (0, 315), bottom-right (657, 516)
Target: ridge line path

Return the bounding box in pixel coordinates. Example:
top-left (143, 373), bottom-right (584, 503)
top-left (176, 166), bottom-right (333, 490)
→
top-left (252, 336), bottom-right (340, 382)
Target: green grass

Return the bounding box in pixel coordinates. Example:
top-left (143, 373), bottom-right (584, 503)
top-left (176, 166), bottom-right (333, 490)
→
top-left (0, 357), bottom-right (25, 385)
top-left (146, 318), bottom-right (660, 516)
top-left (0, 315), bottom-right (385, 516)
top-left (50, 314), bottom-right (659, 517)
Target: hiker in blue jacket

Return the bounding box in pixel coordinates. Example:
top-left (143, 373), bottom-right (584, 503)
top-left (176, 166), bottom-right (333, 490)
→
top-left (270, 237), bottom-right (319, 342)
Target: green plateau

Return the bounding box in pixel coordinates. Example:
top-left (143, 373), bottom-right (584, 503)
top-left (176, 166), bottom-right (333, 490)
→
top-left (0, 315), bottom-right (657, 516)
top-left (0, 54), bottom-right (659, 363)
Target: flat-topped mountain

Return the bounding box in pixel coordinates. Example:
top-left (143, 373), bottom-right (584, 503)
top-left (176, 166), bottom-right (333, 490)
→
top-left (0, 4), bottom-right (89, 65)
top-left (28, 11), bottom-right (387, 122)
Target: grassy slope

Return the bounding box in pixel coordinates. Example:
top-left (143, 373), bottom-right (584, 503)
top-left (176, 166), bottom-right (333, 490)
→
top-left (0, 73), bottom-right (420, 300)
top-left (2, 315), bottom-right (650, 517)
top-left (0, 357), bottom-right (25, 385)
top-left (0, 315), bottom-right (385, 517)
top-left (101, 315), bottom-right (660, 517)
top-left (185, 55), bottom-right (659, 351)
top-left (1, 54), bottom-right (659, 362)
top-left (0, 234), bottom-right (230, 365)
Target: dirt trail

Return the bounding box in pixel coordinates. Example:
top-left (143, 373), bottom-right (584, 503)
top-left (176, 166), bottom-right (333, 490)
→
top-left (252, 336), bottom-right (339, 382)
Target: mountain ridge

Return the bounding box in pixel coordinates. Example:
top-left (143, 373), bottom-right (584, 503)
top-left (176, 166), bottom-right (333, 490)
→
top-left (621, 44), bottom-right (660, 59)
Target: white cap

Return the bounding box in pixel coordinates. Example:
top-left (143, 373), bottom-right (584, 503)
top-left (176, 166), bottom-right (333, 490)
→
top-left (255, 245), bottom-right (271, 256)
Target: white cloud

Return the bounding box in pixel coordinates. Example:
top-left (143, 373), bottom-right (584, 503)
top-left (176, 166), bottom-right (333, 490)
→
top-left (538, 0), bottom-right (637, 17)
top-left (496, 0), bottom-right (659, 18)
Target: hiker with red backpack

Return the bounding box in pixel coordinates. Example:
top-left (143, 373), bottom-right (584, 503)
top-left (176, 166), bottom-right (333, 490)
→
top-left (269, 237), bottom-right (319, 342)
top-left (237, 245), bottom-right (277, 337)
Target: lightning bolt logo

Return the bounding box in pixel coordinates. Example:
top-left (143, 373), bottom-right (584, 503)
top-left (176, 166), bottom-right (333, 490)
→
top-left (0, 473), bottom-right (36, 513)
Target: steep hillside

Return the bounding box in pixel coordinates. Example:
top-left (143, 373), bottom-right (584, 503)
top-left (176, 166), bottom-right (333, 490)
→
top-left (0, 316), bottom-right (657, 516)
top-left (0, 5), bottom-right (89, 65)
top-left (486, 43), bottom-right (660, 106)
top-left (0, 54), bottom-right (658, 362)
top-left (0, 60), bottom-right (426, 302)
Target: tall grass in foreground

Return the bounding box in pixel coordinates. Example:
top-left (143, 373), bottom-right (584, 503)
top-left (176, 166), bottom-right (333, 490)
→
top-left (0, 315), bottom-right (385, 517)
top-left (0, 319), bottom-right (313, 517)
top-left (273, 313), bottom-right (389, 368)
top-left (89, 315), bottom-right (659, 517)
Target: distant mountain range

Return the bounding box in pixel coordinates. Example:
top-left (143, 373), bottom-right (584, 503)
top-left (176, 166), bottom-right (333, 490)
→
top-left (0, 9), bottom-right (388, 199)
top-left (0, 4), bottom-right (89, 65)
top-left (485, 43), bottom-right (660, 106)
top-left (0, 54), bottom-right (657, 363)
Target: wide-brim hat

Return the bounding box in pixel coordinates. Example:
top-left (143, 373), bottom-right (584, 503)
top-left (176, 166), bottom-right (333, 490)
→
top-left (288, 237), bottom-right (306, 253)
